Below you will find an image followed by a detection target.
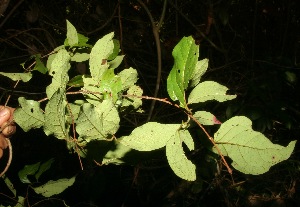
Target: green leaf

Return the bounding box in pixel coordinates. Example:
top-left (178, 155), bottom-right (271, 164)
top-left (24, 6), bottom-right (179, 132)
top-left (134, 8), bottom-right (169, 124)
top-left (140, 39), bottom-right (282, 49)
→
top-left (193, 111), bottom-right (221, 125)
top-left (102, 140), bottom-right (132, 165)
top-left (32, 176), bottom-right (76, 197)
top-left (44, 89), bottom-right (68, 139)
top-left (189, 58), bottom-right (209, 88)
top-left (68, 75), bottom-right (84, 87)
top-left (120, 122), bottom-right (180, 151)
top-left (98, 69), bottom-right (122, 103)
top-left (108, 39), bottom-right (120, 60)
top-left (4, 177), bottom-right (16, 197)
top-left (213, 116), bottom-right (297, 175)
top-left (18, 162), bottom-right (41, 184)
top-left (121, 85), bottom-right (143, 109)
top-left (0, 72), bottom-right (32, 82)
top-left (188, 81), bottom-right (236, 104)
top-left (70, 53), bottom-right (90, 62)
top-left (33, 54), bottom-right (48, 74)
top-left (66, 101), bottom-right (84, 124)
top-left (76, 100), bottom-right (120, 141)
top-left (89, 32), bottom-right (114, 81)
top-left (14, 97), bottom-right (45, 132)
top-left (167, 36), bottom-right (199, 108)
top-left (35, 158), bottom-right (55, 181)
top-left (118, 67), bottom-right (138, 90)
top-left (166, 129), bottom-right (196, 181)
top-left (82, 76), bottom-right (103, 105)
top-left (109, 55), bottom-right (124, 69)
top-left (66, 20), bottom-right (78, 46)
top-left (78, 33), bottom-right (90, 47)
top-left (46, 49), bottom-right (71, 98)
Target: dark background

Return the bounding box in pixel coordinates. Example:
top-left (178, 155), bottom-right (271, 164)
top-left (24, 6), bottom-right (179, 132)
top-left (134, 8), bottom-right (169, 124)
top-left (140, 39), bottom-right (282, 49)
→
top-left (0, 0), bottom-right (299, 206)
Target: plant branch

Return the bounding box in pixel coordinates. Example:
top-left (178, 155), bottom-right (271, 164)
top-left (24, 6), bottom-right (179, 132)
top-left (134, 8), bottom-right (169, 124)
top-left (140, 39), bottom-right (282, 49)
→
top-left (136, 0), bottom-right (167, 122)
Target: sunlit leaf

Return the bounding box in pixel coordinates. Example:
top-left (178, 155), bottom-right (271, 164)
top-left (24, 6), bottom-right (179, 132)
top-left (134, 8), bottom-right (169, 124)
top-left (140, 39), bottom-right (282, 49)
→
top-left (166, 129), bottom-right (196, 181)
top-left (14, 97), bottom-right (44, 132)
top-left (121, 85), bottom-right (143, 109)
top-left (89, 32), bottom-right (114, 81)
top-left (118, 67), bottom-right (138, 90)
top-left (120, 122), bottom-right (180, 151)
top-left (33, 54), bottom-right (48, 74)
top-left (109, 55), bottom-right (124, 69)
top-left (189, 58), bottom-right (209, 88)
top-left (46, 49), bottom-right (71, 98)
top-left (44, 89), bottom-right (68, 139)
top-left (0, 72), bottom-right (32, 82)
top-left (193, 111), bottom-right (221, 125)
top-left (167, 36), bottom-right (199, 108)
top-left (76, 100), bottom-right (120, 141)
top-left (213, 116), bottom-right (297, 174)
top-left (33, 176), bottom-right (76, 197)
top-left (70, 53), bottom-right (90, 62)
top-left (188, 81), bottom-right (236, 104)
top-left (66, 20), bottom-right (78, 46)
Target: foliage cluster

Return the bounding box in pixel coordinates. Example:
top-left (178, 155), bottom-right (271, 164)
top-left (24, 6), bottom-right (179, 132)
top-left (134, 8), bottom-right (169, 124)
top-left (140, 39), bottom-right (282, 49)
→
top-left (0, 21), bottom-right (297, 206)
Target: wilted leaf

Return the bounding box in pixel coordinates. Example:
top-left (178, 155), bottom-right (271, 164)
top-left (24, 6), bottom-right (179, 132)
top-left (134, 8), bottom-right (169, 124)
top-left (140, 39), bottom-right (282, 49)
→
top-left (213, 116), bottom-right (297, 174)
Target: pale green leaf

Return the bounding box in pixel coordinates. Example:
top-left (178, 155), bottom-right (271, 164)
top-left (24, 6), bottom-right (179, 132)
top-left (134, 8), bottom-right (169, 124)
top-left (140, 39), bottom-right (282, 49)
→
top-left (82, 76), bottom-right (103, 105)
top-left (76, 100), bottom-right (120, 141)
top-left (0, 72), bottom-right (32, 82)
top-left (66, 20), bottom-right (78, 46)
top-left (109, 55), bottom-right (124, 69)
top-left (68, 75), bottom-right (84, 87)
top-left (70, 53), bottom-right (90, 62)
top-left (167, 36), bottom-right (199, 108)
top-left (120, 122), bottom-right (180, 151)
top-left (18, 162), bottom-right (40, 184)
top-left (188, 81), bottom-right (236, 104)
top-left (118, 67), bottom-right (138, 90)
top-left (89, 32), bottom-right (114, 81)
top-left (122, 85), bottom-right (143, 109)
top-left (14, 97), bottom-right (44, 132)
top-left (102, 140), bottom-right (132, 165)
top-left (44, 89), bottom-right (68, 139)
top-left (46, 53), bottom-right (56, 71)
top-left (33, 176), bottom-right (76, 197)
top-left (65, 101), bottom-right (84, 124)
top-left (46, 49), bottom-right (71, 98)
top-left (213, 116), bottom-right (297, 175)
top-left (189, 58), bottom-right (209, 88)
top-left (193, 111), bottom-right (221, 125)
top-left (166, 130), bottom-right (196, 181)
top-left (78, 33), bottom-right (90, 47)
